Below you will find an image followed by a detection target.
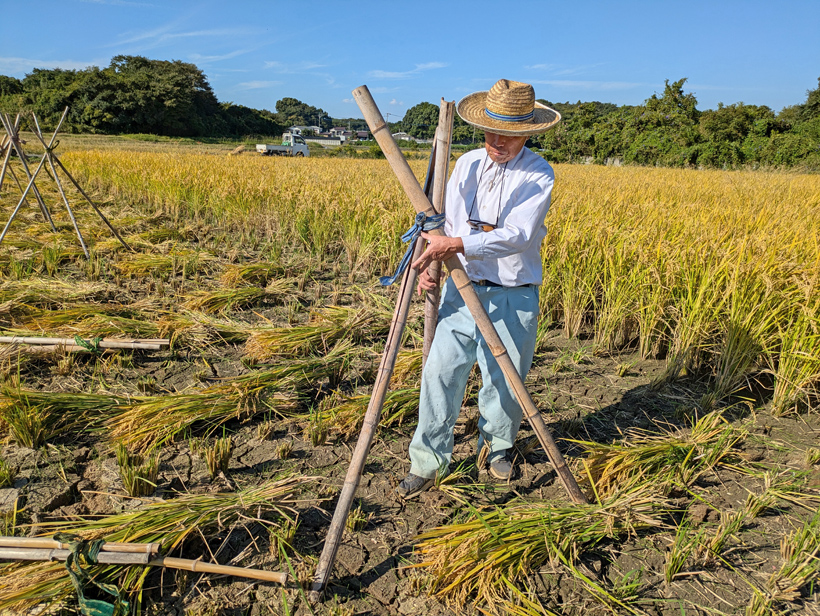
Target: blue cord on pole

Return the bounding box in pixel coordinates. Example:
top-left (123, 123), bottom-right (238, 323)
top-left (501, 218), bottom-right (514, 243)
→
top-left (379, 212), bottom-right (445, 286)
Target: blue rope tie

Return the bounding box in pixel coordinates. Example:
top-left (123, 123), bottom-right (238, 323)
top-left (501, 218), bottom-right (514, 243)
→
top-left (379, 212), bottom-right (445, 286)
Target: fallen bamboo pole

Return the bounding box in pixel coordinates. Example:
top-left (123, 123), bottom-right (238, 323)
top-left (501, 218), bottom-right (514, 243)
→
top-left (309, 144), bottom-right (442, 600)
top-left (0, 337), bottom-right (169, 350)
top-left (0, 547), bottom-right (287, 584)
top-left (423, 99), bottom-right (455, 367)
top-left (352, 85), bottom-right (587, 507)
top-left (0, 537), bottom-right (160, 554)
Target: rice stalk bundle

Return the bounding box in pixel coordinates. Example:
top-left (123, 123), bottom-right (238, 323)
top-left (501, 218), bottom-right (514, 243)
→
top-left (574, 410), bottom-right (744, 497)
top-left (0, 388), bottom-right (129, 446)
top-left (0, 475), bottom-right (315, 614)
top-left (392, 349), bottom-right (423, 387)
top-left (244, 305), bottom-right (390, 361)
top-left (413, 488), bottom-right (667, 607)
top-left (180, 278), bottom-right (295, 314)
top-left (220, 261), bottom-right (287, 288)
top-left (106, 342), bottom-right (353, 450)
top-left (113, 250), bottom-right (217, 277)
top-left (322, 387), bottom-right (420, 438)
top-left (770, 307), bottom-right (820, 415)
top-left (156, 311), bottom-right (252, 348)
top-left (0, 280), bottom-right (113, 318)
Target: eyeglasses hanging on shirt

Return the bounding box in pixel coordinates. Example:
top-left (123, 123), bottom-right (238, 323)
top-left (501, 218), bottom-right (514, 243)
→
top-left (467, 154), bottom-right (508, 232)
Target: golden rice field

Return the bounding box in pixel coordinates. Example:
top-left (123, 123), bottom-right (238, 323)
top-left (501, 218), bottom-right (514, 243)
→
top-left (66, 151), bottom-right (820, 414)
top-left (1, 143), bottom-right (820, 616)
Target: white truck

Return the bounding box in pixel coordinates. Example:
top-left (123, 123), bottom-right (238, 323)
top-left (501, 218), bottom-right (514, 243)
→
top-left (256, 133), bottom-right (310, 157)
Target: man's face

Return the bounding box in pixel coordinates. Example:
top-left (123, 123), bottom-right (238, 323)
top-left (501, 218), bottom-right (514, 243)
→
top-left (484, 132), bottom-right (528, 164)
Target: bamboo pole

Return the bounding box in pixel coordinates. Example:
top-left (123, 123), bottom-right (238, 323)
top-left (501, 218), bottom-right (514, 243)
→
top-left (0, 112), bottom-right (55, 230)
top-left (0, 337), bottom-right (169, 350)
top-left (0, 537), bottom-right (160, 554)
top-left (0, 109), bottom-right (68, 247)
top-left (0, 547), bottom-right (287, 584)
top-left (31, 111), bottom-right (90, 258)
top-left (309, 146), bottom-right (442, 599)
top-left (28, 111), bottom-right (132, 252)
top-left (423, 100), bottom-right (455, 367)
top-left (352, 85), bottom-right (588, 506)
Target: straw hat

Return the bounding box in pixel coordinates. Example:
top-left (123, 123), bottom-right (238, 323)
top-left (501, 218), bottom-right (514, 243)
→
top-left (457, 79), bottom-right (560, 136)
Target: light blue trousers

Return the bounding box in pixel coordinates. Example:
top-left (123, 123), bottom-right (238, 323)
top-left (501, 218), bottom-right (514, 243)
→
top-left (408, 279), bottom-right (539, 479)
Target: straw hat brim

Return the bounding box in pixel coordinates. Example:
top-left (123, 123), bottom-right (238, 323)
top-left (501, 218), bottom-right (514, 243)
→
top-left (457, 92), bottom-right (561, 136)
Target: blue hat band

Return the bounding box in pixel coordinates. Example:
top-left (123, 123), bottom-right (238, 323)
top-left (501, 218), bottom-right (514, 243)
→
top-left (484, 108), bottom-right (534, 122)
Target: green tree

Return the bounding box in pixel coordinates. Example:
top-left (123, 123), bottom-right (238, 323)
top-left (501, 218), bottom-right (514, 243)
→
top-left (401, 102), bottom-right (438, 139)
top-left (275, 97), bottom-right (329, 130)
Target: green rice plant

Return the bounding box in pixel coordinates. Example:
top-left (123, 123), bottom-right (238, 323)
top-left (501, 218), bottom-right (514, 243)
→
top-left (345, 501), bottom-right (371, 533)
top-left (665, 517), bottom-right (701, 582)
top-left (115, 443), bottom-right (160, 497)
top-left (0, 476), bottom-right (315, 614)
top-left (106, 343), bottom-right (352, 451)
top-left (204, 436), bottom-right (232, 479)
top-left (244, 305), bottom-right (390, 361)
top-left (275, 440), bottom-right (293, 460)
top-left (0, 388), bottom-right (126, 445)
top-left (220, 261), bottom-right (286, 288)
top-left (770, 309), bottom-right (820, 415)
top-left (322, 387), bottom-right (420, 438)
top-left (0, 457), bottom-right (14, 488)
top-left (746, 510), bottom-right (820, 615)
top-left (696, 509), bottom-right (747, 563)
top-left (806, 447), bottom-right (820, 466)
top-left (413, 487), bottom-right (667, 608)
top-left (181, 278), bottom-right (295, 314)
top-left (269, 517), bottom-right (299, 556)
top-left (574, 410), bottom-right (744, 497)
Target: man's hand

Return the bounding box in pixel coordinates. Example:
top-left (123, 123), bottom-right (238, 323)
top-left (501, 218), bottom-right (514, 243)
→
top-left (413, 233), bottom-right (463, 295)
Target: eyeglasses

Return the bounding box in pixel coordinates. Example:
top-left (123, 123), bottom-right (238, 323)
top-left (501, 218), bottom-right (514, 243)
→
top-left (467, 155), bottom-right (507, 232)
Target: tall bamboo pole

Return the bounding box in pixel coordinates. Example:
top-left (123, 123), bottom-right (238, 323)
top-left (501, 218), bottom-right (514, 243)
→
top-left (422, 100), bottom-right (454, 367)
top-left (352, 85), bottom-right (587, 506)
top-left (0, 112), bottom-right (55, 230)
top-left (0, 109), bottom-right (68, 246)
top-left (30, 112), bottom-right (90, 258)
top-left (309, 142), bottom-right (444, 600)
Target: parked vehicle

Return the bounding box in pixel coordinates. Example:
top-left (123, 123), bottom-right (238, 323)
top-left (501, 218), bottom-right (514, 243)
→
top-left (256, 133), bottom-right (310, 157)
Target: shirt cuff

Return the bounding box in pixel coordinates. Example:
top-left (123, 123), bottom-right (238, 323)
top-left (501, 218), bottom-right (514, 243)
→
top-left (460, 234), bottom-right (485, 260)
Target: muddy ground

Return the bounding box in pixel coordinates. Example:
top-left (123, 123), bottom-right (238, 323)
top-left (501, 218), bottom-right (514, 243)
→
top-left (1, 202), bottom-right (819, 616)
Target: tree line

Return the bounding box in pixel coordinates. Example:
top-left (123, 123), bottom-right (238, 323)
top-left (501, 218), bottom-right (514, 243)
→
top-left (1, 56), bottom-right (817, 169)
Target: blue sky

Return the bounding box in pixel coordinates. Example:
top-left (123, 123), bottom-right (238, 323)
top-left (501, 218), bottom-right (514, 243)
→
top-left (1, 0), bottom-right (818, 119)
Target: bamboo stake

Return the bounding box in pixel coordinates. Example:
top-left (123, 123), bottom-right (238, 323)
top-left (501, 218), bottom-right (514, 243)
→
top-left (0, 337), bottom-right (169, 350)
top-left (352, 85), bottom-right (588, 506)
top-left (0, 109), bottom-right (68, 247)
top-left (28, 111), bottom-right (132, 252)
top-left (0, 134), bottom-right (12, 192)
top-left (423, 100), bottom-right (455, 367)
top-left (309, 148), bottom-right (440, 599)
top-left (0, 112), bottom-right (55, 230)
top-left (31, 111), bottom-right (89, 258)
top-left (0, 548), bottom-right (287, 584)
top-left (0, 537), bottom-right (160, 554)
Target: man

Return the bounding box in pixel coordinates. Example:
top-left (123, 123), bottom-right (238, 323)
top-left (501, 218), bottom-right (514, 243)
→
top-left (397, 79), bottom-right (561, 499)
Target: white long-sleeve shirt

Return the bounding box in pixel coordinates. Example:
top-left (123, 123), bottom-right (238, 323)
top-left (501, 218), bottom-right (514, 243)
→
top-left (445, 146), bottom-right (554, 286)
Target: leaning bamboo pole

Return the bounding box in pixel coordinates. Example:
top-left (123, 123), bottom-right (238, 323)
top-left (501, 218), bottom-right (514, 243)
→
top-left (352, 85), bottom-right (587, 506)
top-left (0, 337), bottom-right (169, 351)
top-left (422, 99), bottom-right (455, 367)
top-left (309, 138), bottom-right (444, 599)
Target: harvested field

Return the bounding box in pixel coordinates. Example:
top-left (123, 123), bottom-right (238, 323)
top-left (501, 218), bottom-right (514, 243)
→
top-left (0, 139), bottom-right (819, 616)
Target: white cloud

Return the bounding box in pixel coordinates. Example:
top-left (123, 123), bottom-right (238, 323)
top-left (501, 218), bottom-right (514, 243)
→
top-left (530, 79), bottom-right (644, 90)
top-left (0, 56), bottom-right (101, 74)
top-left (236, 80), bottom-right (282, 90)
top-left (368, 62), bottom-right (447, 80)
top-left (81, 0), bottom-right (154, 6)
top-left (389, 98), bottom-right (403, 106)
top-left (189, 49), bottom-right (250, 63)
top-left (264, 60), bottom-right (327, 73)
top-left (342, 98), bottom-right (355, 104)
top-left (112, 26), bottom-right (260, 48)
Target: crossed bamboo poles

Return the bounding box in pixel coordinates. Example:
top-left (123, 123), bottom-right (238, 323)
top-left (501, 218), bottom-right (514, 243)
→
top-left (310, 86), bottom-right (588, 599)
top-left (0, 107), bottom-right (130, 257)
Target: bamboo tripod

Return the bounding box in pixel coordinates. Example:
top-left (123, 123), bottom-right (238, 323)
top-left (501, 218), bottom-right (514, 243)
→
top-left (0, 107), bottom-right (130, 257)
top-left (310, 89), bottom-right (588, 599)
